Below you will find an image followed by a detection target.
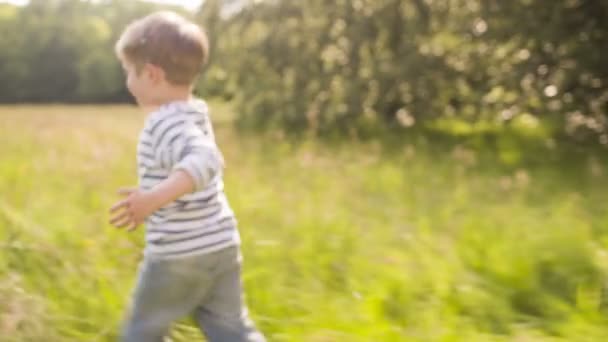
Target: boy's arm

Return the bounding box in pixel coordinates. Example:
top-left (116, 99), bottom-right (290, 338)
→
top-left (110, 118), bottom-right (223, 230)
top-left (167, 123), bottom-right (224, 193)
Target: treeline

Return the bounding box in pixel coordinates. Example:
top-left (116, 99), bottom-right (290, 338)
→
top-left (202, 0), bottom-right (608, 144)
top-left (1, 0), bottom-right (606, 145)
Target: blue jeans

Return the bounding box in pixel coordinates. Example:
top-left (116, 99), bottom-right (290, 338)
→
top-left (122, 246), bottom-right (265, 342)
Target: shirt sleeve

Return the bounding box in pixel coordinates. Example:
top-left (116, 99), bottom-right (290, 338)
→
top-left (152, 116), bottom-right (223, 192)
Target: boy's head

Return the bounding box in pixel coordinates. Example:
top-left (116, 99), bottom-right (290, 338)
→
top-left (115, 11), bottom-right (209, 106)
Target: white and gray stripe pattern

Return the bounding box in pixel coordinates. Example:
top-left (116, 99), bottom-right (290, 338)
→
top-left (136, 99), bottom-right (240, 259)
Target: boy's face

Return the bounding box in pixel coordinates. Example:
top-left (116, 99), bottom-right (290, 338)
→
top-left (121, 60), bottom-right (161, 107)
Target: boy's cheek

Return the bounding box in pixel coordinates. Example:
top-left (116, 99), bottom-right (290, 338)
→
top-left (126, 80), bottom-right (139, 97)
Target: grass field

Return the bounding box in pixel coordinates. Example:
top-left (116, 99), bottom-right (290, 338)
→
top-left (1, 104), bottom-right (608, 341)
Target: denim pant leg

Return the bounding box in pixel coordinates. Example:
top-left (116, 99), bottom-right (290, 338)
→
top-left (194, 247), bottom-right (266, 342)
top-left (122, 255), bottom-right (212, 342)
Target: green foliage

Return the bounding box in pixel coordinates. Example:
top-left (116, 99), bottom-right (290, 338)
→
top-left (202, 0), bottom-right (607, 144)
top-left (0, 0), bottom-right (191, 103)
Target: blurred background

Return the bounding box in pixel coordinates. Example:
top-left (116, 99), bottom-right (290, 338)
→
top-left (0, 0), bottom-right (607, 341)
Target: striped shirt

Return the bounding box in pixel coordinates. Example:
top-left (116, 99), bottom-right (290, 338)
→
top-left (136, 99), bottom-right (240, 259)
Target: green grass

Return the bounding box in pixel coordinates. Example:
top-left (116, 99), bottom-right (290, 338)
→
top-left (1, 104), bottom-right (608, 341)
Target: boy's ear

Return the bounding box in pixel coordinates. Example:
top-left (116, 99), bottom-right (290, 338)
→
top-left (143, 63), bottom-right (166, 84)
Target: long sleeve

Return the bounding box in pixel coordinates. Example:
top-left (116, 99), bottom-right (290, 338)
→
top-left (151, 116), bottom-right (223, 192)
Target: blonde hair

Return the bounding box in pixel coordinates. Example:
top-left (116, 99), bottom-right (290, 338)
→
top-left (115, 11), bottom-right (209, 85)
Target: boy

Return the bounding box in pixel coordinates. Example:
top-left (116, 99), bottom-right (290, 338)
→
top-left (109, 11), bottom-right (265, 342)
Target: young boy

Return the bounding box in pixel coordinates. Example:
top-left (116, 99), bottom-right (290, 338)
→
top-left (109, 11), bottom-right (265, 342)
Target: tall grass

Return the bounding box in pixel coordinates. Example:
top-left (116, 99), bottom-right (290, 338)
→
top-left (1, 105), bottom-right (607, 341)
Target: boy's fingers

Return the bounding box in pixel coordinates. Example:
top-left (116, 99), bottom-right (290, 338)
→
top-left (127, 221), bottom-right (138, 232)
top-left (110, 199), bottom-right (129, 213)
top-left (112, 216), bottom-right (133, 229)
top-left (109, 211), bottom-right (130, 226)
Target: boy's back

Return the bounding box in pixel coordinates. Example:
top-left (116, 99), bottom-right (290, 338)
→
top-left (137, 99), bottom-right (240, 258)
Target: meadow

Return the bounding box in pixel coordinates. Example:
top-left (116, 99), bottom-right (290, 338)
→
top-left (1, 104), bottom-right (607, 341)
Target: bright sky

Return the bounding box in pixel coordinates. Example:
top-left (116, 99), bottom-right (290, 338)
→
top-left (140, 0), bottom-right (204, 11)
top-left (0, 0), bottom-right (27, 5)
top-left (0, 0), bottom-right (205, 11)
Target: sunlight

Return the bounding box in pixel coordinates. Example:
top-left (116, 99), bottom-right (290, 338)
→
top-left (0, 0), bottom-right (204, 11)
top-left (0, 0), bottom-right (27, 5)
top-left (142, 0), bottom-right (203, 11)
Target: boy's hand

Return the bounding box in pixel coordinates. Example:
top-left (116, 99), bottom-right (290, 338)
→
top-left (108, 171), bottom-right (195, 231)
top-left (109, 187), bottom-right (158, 231)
